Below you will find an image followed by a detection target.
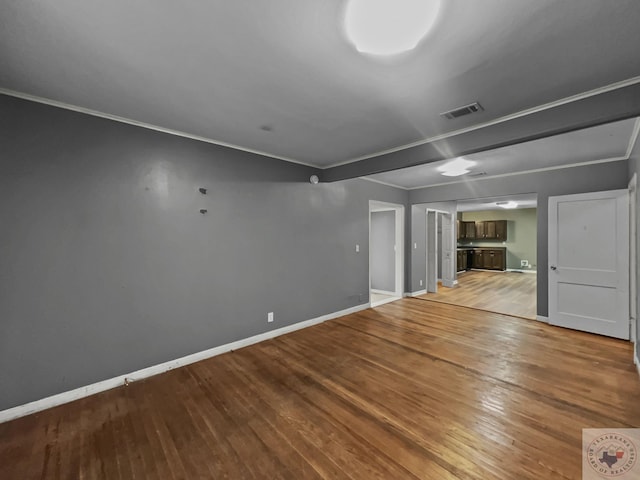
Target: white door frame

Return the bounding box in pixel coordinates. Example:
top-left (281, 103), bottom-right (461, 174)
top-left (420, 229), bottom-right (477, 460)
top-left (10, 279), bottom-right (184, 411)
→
top-left (369, 201), bottom-right (405, 306)
top-left (426, 210), bottom-right (438, 293)
top-left (426, 208), bottom-right (455, 293)
top-left (630, 174), bottom-right (638, 356)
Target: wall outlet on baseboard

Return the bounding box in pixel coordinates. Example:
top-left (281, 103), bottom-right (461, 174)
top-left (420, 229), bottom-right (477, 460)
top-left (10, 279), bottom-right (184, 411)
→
top-left (267, 312), bottom-right (274, 323)
top-left (420, 280), bottom-right (423, 286)
top-left (521, 260), bottom-right (529, 267)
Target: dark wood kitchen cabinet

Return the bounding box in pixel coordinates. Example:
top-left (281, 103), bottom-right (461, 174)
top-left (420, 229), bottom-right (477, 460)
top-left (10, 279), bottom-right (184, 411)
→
top-left (474, 220), bottom-right (507, 240)
top-left (469, 247), bottom-right (506, 271)
top-left (457, 221), bottom-right (476, 240)
top-left (457, 249), bottom-right (470, 272)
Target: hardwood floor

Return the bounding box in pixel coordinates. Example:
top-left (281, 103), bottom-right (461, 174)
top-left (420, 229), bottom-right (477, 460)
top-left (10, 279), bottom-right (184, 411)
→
top-left (417, 270), bottom-right (537, 319)
top-left (1, 299), bottom-right (638, 479)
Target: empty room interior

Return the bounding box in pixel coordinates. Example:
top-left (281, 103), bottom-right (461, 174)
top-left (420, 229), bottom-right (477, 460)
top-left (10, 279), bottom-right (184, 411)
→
top-left (2, 2), bottom-right (640, 479)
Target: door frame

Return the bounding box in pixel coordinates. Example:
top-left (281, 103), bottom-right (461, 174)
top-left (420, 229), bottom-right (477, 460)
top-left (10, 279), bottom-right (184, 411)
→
top-left (369, 201), bottom-right (405, 306)
top-left (426, 208), bottom-right (455, 293)
top-left (630, 174), bottom-right (638, 358)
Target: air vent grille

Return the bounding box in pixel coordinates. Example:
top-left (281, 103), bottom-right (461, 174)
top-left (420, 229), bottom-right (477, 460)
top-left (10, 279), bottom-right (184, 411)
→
top-left (440, 102), bottom-right (483, 120)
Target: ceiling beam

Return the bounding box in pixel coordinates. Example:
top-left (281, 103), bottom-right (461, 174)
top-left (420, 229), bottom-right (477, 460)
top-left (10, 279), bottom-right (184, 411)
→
top-left (321, 82), bottom-right (640, 182)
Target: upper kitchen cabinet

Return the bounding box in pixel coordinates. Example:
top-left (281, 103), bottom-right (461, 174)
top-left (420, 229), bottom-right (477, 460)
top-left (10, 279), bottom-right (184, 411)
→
top-left (475, 220), bottom-right (507, 241)
top-left (457, 221), bottom-right (476, 240)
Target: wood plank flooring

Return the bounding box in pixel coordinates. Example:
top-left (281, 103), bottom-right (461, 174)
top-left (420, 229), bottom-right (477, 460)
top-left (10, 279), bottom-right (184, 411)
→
top-left (1, 299), bottom-right (639, 479)
top-left (418, 270), bottom-right (537, 319)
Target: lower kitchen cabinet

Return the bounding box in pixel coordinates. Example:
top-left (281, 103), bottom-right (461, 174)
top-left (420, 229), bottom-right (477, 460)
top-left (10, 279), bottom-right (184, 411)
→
top-left (461, 247), bottom-right (506, 271)
top-left (457, 249), bottom-right (469, 272)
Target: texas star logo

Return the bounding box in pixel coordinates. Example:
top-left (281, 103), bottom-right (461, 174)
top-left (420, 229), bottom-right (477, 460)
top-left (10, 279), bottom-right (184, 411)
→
top-left (587, 433), bottom-right (637, 477)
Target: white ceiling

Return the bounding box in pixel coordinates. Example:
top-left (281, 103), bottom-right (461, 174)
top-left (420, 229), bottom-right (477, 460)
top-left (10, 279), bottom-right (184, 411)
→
top-left (365, 117), bottom-right (640, 189)
top-left (1, 1), bottom-right (640, 167)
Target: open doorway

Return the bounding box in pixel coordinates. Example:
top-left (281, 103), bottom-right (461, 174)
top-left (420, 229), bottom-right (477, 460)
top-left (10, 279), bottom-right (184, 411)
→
top-left (369, 201), bottom-right (404, 307)
top-left (426, 209), bottom-right (455, 294)
top-left (442, 194), bottom-right (538, 319)
top-left (414, 195), bottom-right (538, 319)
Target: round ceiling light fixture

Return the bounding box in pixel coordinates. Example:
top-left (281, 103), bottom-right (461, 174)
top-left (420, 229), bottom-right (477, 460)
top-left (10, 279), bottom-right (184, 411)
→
top-left (344, 0), bottom-right (441, 55)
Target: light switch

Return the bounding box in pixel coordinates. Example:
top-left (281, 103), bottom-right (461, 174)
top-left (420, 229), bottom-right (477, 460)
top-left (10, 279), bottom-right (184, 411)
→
top-left (355, 244), bottom-right (360, 252)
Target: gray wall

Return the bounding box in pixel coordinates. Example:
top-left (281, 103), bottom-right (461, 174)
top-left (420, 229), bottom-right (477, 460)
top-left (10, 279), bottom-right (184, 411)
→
top-left (460, 208), bottom-right (538, 271)
top-left (370, 211), bottom-right (395, 292)
top-left (409, 161), bottom-right (629, 317)
top-left (0, 95), bottom-right (408, 411)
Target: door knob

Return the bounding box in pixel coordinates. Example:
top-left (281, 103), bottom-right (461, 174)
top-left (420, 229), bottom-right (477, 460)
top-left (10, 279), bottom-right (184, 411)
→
top-left (550, 265), bottom-right (557, 270)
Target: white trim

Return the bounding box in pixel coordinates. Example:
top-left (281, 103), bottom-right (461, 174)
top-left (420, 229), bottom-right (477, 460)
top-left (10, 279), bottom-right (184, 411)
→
top-left (370, 296), bottom-right (401, 307)
top-left (536, 315), bottom-right (549, 323)
top-left (629, 173), bottom-right (637, 345)
top-left (506, 269), bottom-right (538, 274)
top-left (405, 156), bottom-right (628, 191)
top-left (405, 289), bottom-right (427, 297)
top-left (0, 302), bottom-right (369, 424)
top-left (0, 88), bottom-right (315, 168)
top-left (371, 289), bottom-right (396, 296)
top-left (358, 176), bottom-right (407, 190)
top-left (325, 75), bottom-right (640, 168)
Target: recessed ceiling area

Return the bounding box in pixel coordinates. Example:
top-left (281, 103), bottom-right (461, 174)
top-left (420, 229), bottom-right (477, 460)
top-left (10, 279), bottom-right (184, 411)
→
top-left (1, 1), bottom-right (640, 167)
top-left (364, 118), bottom-right (640, 189)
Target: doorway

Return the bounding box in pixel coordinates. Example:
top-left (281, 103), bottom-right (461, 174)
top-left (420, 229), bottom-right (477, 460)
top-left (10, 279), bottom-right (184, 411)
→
top-left (426, 209), bottom-right (455, 293)
top-left (416, 195), bottom-right (538, 320)
top-left (369, 201), bottom-right (404, 307)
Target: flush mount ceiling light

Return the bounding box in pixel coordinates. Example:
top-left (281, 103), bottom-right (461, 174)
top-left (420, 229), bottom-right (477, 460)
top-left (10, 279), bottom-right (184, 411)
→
top-left (437, 157), bottom-right (476, 177)
top-left (344, 0), bottom-right (441, 55)
top-left (496, 201), bottom-right (519, 209)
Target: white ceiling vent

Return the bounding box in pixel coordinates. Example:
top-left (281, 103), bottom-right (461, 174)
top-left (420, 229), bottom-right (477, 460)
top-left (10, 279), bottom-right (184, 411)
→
top-left (440, 102), bottom-right (483, 120)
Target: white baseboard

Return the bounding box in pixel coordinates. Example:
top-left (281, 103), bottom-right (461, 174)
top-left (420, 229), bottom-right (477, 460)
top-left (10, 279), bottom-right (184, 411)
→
top-left (0, 303), bottom-right (370, 424)
top-left (506, 269), bottom-right (538, 274)
top-left (405, 289), bottom-right (427, 297)
top-left (371, 296), bottom-right (401, 307)
top-left (536, 315), bottom-right (549, 323)
top-left (371, 289), bottom-right (396, 296)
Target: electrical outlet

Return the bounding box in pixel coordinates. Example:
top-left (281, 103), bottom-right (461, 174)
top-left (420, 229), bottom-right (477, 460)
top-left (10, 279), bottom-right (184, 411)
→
top-left (420, 279), bottom-right (423, 286)
top-left (521, 260), bottom-right (529, 267)
top-left (414, 242), bottom-right (418, 249)
top-left (355, 244), bottom-right (360, 253)
top-left (267, 312), bottom-right (274, 323)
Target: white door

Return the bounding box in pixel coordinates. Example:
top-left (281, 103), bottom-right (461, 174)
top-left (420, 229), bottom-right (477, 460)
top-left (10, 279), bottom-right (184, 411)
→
top-left (427, 211), bottom-right (438, 293)
top-left (441, 213), bottom-right (455, 288)
top-left (548, 190), bottom-right (629, 339)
